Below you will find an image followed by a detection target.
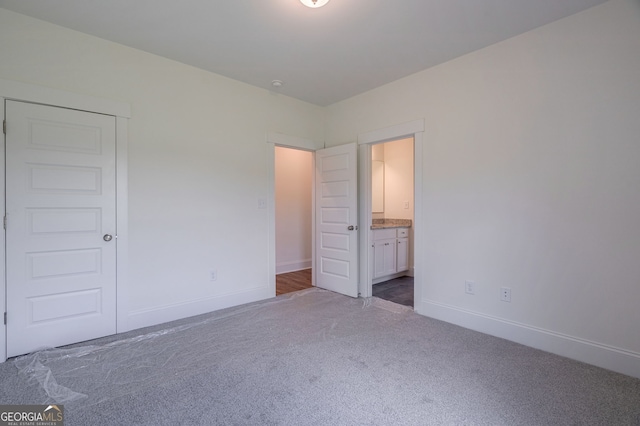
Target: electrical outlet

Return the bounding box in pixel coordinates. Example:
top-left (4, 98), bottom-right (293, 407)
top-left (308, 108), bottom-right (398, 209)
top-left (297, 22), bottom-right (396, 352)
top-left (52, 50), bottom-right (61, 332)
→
top-left (465, 280), bottom-right (475, 295)
top-left (500, 287), bottom-right (511, 302)
top-left (403, 201), bottom-right (410, 209)
top-left (210, 270), bottom-right (218, 281)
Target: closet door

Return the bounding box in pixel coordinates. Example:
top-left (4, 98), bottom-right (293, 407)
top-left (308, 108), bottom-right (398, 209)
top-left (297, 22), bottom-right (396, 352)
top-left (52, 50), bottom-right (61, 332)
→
top-left (6, 100), bottom-right (117, 357)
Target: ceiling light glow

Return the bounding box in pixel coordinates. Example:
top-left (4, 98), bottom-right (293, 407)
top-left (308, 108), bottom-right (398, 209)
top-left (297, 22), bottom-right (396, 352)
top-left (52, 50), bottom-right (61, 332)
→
top-left (300, 0), bottom-right (330, 8)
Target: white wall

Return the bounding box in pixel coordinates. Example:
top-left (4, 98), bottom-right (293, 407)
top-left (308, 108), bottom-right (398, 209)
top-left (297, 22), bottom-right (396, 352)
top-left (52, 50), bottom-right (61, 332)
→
top-left (327, 0), bottom-right (640, 376)
top-left (382, 137), bottom-right (414, 221)
top-left (275, 147), bottom-right (312, 274)
top-left (0, 8), bottom-right (325, 330)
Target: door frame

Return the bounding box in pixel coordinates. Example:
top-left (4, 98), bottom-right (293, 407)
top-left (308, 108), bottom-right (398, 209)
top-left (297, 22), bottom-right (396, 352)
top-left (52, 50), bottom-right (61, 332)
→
top-left (357, 119), bottom-right (425, 312)
top-left (266, 132), bottom-right (324, 295)
top-left (0, 78), bottom-right (131, 362)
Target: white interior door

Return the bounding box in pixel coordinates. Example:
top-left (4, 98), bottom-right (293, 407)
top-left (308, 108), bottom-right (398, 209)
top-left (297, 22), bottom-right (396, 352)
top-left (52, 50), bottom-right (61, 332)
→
top-left (5, 100), bottom-right (117, 357)
top-left (315, 143), bottom-right (358, 297)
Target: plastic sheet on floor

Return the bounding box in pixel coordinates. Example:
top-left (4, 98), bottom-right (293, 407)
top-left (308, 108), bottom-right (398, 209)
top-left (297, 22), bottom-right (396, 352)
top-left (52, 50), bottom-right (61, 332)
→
top-left (13, 289), bottom-right (412, 406)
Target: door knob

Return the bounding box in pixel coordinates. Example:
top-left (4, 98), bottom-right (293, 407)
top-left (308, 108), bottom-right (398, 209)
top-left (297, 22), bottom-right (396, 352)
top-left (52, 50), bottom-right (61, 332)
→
top-left (103, 234), bottom-right (113, 242)
top-left (347, 225), bottom-right (355, 231)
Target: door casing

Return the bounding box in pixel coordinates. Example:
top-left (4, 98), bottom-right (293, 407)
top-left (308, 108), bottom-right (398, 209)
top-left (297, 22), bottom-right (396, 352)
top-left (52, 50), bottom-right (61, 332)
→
top-left (266, 132), bottom-right (323, 295)
top-left (0, 78), bottom-right (131, 362)
top-left (357, 120), bottom-right (424, 309)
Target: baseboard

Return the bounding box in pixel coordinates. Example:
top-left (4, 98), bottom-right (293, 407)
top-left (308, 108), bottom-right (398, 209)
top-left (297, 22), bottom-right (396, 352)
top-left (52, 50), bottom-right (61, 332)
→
top-left (419, 299), bottom-right (640, 379)
top-left (373, 271), bottom-right (408, 285)
top-left (122, 286), bottom-right (272, 332)
top-left (276, 259), bottom-right (311, 274)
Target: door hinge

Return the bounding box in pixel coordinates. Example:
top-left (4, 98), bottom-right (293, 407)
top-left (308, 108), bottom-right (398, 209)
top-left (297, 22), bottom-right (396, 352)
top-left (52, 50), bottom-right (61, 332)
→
top-left (3, 312), bottom-right (6, 325)
top-left (3, 216), bottom-right (6, 230)
top-left (2, 119), bottom-right (5, 135)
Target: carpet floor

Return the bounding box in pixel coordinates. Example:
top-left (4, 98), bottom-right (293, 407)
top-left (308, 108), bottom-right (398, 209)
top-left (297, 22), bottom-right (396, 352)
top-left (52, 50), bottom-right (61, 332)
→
top-left (0, 289), bottom-right (639, 425)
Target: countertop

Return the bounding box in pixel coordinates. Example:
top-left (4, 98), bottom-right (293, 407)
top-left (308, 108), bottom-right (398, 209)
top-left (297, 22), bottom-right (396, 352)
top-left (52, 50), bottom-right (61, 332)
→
top-left (370, 218), bottom-right (412, 229)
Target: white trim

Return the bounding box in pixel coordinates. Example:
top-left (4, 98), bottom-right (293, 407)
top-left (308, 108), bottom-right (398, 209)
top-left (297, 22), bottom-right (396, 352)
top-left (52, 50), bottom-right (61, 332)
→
top-left (0, 78), bottom-right (131, 118)
top-left (266, 143), bottom-right (277, 296)
top-left (412, 131), bottom-right (425, 313)
top-left (424, 300), bottom-right (640, 379)
top-left (372, 272), bottom-right (408, 285)
top-left (125, 287), bottom-right (272, 332)
top-left (0, 79), bottom-right (130, 361)
top-left (267, 131), bottom-right (323, 151)
top-left (0, 99), bottom-right (6, 362)
top-left (358, 119), bottom-right (425, 145)
top-left (115, 117), bottom-right (130, 333)
top-left (310, 152), bottom-right (317, 288)
top-left (276, 260), bottom-right (312, 275)
top-left (358, 144), bottom-right (372, 297)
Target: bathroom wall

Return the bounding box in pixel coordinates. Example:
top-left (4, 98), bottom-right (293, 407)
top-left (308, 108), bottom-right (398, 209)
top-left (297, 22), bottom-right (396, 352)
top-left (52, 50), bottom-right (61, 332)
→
top-left (382, 137), bottom-right (414, 221)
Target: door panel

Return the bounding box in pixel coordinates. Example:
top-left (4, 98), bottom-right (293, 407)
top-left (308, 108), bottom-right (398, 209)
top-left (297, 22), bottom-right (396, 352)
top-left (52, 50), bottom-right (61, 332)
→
top-left (6, 100), bottom-right (117, 357)
top-left (315, 143), bottom-right (358, 297)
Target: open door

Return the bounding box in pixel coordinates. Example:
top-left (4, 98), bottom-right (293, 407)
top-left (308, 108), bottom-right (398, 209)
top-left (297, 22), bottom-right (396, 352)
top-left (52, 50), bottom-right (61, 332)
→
top-left (315, 143), bottom-right (358, 297)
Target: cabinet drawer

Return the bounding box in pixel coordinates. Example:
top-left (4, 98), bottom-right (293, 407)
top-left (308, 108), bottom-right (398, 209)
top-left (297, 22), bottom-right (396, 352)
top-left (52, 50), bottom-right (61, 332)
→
top-left (373, 228), bottom-right (397, 240)
top-left (397, 228), bottom-right (409, 238)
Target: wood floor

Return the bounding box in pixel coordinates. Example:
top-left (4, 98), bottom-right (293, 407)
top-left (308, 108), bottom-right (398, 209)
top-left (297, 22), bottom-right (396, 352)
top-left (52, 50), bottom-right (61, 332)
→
top-left (276, 269), bottom-right (313, 295)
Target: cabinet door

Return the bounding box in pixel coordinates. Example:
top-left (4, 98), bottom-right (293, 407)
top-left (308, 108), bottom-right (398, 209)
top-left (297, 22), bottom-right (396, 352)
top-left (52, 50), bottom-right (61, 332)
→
top-left (373, 241), bottom-right (386, 279)
top-left (382, 239), bottom-right (397, 276)
top-left (373, 239), bottom-right (396, 278)
top-left (396, 238), bottom-right (409, 272)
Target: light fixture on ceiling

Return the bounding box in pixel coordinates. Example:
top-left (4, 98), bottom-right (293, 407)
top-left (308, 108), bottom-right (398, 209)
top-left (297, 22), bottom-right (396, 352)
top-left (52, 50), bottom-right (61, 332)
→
top-left (300, 0), bottom-right (330, 8)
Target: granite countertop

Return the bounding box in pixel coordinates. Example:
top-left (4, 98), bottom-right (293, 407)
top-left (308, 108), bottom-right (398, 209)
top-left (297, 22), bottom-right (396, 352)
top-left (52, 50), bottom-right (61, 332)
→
top-left (371, 218), bottom-right (412, 229)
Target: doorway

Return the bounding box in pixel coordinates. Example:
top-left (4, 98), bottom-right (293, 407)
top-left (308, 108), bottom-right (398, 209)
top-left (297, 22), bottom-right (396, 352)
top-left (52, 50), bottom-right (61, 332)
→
top-left (274, 146), bottom-right (313, 295)
top-left (369, 137), bottom-right (415, 307)
top-left (356, 118), bottom-right (425, 312)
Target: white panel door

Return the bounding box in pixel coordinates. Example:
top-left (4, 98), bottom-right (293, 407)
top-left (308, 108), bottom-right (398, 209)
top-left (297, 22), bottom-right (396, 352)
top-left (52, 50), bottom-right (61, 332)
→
top-left (6, 100), bottom-right (117, 357)
top-left (315, 143), bottom-right (358, 297)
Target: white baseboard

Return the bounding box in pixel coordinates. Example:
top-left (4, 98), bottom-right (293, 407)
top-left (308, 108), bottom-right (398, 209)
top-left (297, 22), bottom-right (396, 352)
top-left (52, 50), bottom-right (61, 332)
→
top-left (419, 299), bottom-right (640, 379)
top-left (276, 259), bottom-right (311, 275)
top-left (122, 286), bottom-right (272, 333)
top-left (372, 271), bottom-right (408, 285)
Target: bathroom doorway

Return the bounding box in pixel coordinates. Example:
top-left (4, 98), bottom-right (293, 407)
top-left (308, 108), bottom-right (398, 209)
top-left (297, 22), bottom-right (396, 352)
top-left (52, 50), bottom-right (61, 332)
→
top-left (369, 137), bottom-right (415, 306)
top-left (274, 146), bottom-right (313, 295)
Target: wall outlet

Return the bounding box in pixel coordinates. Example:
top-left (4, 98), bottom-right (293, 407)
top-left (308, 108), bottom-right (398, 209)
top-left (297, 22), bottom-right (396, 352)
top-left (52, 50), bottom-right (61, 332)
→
top-left (500, 287), bottom-right (511, 302)
top-left (210, 270), bottom-right (218, 281)
top-left (403, 201), bottom-right (410, 209)
top-left (465, 280), bottom-right (476, 295)
top-left (258, 198), bottom-right (267, 209)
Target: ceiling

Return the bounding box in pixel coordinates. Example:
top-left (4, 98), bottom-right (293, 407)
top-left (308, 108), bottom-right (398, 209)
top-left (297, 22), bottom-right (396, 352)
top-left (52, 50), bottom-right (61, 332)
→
top-left (0, 0), bottom-right (607, 106)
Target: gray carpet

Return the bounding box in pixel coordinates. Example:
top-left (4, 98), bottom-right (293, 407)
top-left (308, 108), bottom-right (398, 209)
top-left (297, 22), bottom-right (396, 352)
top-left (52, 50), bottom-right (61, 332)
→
top-left (1, 288), bottom-right (639, 425)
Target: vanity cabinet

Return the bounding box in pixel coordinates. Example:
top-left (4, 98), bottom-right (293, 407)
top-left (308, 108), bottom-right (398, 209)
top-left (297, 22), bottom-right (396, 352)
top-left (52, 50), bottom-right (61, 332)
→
top-left (396, 237), bottom-right (409, 272)
top-left (372, 227), bottom-right (409, 280)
